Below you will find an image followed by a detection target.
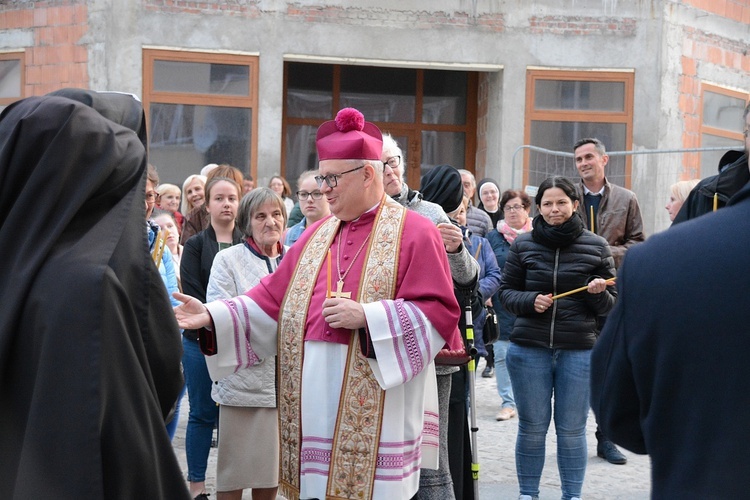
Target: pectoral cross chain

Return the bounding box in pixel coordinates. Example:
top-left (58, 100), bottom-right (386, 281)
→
top-left (330, 279), bottom-right (352, 299)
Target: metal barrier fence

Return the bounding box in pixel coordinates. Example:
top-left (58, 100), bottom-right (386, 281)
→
top-left (511, 144), bottom-right (740, 192)
top-left (508, 144), bottom-right (743, 233)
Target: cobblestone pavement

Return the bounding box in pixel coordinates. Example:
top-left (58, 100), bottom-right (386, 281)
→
top-left (172, 359), bottom-right (651, 499)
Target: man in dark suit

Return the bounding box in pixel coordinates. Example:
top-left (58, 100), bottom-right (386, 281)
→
top-left (591, 172), bottom-right (750, 497)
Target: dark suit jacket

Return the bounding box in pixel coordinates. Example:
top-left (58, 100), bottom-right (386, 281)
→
top-left (591, 182), bottom-right (750, 498)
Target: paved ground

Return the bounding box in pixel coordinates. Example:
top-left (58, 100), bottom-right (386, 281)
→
top-left (172, 358), bottom-right (651, 499)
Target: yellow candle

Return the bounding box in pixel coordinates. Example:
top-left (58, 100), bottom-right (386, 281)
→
top-left (713, 193), bottom-right (718, 212)
top-left (551, 277), bottom-right (617, 301)
top-left (590, 205), bottom-right (595, 233)
top-left (326, 249), bottom-right (332, 298)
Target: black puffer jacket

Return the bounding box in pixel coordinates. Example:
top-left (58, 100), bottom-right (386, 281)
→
top-left (499, 221), bottom-right (617, 350)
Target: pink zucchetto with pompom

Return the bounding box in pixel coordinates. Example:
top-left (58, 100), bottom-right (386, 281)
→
top-left (316, 107), bottom-right (383, 161)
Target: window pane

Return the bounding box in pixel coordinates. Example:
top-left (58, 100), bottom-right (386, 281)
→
top-left (702, 91), bottom-right (746, 132)
top-left (286, 63), bottom-right (333, 119)
top-left (285, 124), bottom-right (319, 186)
top-left (422, 70), bottom-right (467, 124)
top-left (528, 121), bottom-right (627, 187)
top-left (534, 80), bottom-right (625, 111)
top-left (153, 60), bottom-right (250, 95)
top-left (0, 59), bottom-right (22, 98)
top-left (700, 133), bottom-right (744, 178)
top-left (340, 66), bottom-right (416, 122)
top-left (421, 131), bottom-right (465, 178)
top-left (149, 103), bottom-right (251, 184)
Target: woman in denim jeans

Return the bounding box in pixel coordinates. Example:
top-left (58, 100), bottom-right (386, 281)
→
top-left (499, 177), bottom-right (617, 500)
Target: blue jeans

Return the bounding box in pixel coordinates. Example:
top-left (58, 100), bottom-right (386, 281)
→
top-left (506, 343), bottom-right (590, 500)
top-left (182, 337), bottom-right (219, 482)
top-left (492, 340), bottom-right (515, 408)
top-left (165, 380), bottom-right (187, 440)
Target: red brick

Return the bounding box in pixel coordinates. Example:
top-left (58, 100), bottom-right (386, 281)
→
top-left (36, 26), bottom-right (54, 46)
top-left (726, 1), bottom-right (743, 21)
top-left (73, 46), bottom-right (88, 63)
top-left (33, 7), bottom-right (48, 27)
top-left (681, 56), bottom-right (697, 76)
top-left (73, 4), bottom-right (88, 24)
top-left (706, 46), bottom-right (722, 64)
top-left (68, 62), bottom-right (88, 83)
top-left (53, 26), bottom-right (74, 45)
top-left (40, 64), bottom-right (62, 85)
top-left (49, 6), bottom-right (76, 25)
top-left (26, 65), bottom-right (42, 85)
top-left (710, 0), bottom-right (727, 16)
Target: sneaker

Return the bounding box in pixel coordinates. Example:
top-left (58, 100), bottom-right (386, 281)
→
top-left (597, 439), bottom-right (627, 464)
top-left (481, 365), bottom-right (494, 378)
top-left (518, 495), bottom-right (538, 500)
top-left (496, 407), bottom-right (516, 421)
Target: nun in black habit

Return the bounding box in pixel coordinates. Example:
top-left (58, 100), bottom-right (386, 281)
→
top-left (0, 93), bottom-right (189, 498)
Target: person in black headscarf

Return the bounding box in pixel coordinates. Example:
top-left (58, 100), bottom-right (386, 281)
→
top-left (420, 164), bottom-right (482, 500)
top-left (0, 93), bottom-right (189, 498)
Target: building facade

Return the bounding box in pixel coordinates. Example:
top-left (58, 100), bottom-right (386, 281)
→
top-left (1, 0), bottom-right (748, 233)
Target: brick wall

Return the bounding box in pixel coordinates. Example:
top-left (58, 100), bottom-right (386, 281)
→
top-left (678, 22), bottom-right (749, 177)
top-left (0, 1), bottom-right (89, 96)
top-left (284, 4), bottom-right (505, 31)
top-left (682, 0), bottom-right (750, 24)
top-left (529, 16), bottom-right (637, 36)
top-left (143, 0), bottom-right (260, 17)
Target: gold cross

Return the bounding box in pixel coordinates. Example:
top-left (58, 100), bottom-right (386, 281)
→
top-left (330, 280), bottom-right (351, 299)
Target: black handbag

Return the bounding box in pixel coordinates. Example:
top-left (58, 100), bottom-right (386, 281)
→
top-left (482, 306), bottom-right (499, 344)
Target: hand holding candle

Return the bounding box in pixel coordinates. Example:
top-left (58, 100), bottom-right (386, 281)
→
top-left (551, 276), bottom-right (616, 300)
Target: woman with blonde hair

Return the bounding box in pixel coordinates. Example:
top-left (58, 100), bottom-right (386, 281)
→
top-left (182, 174), bottom-right (207, 214)
top-left (665, 179), bottom-right (700, 222)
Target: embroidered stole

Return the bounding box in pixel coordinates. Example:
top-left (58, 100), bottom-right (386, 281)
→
top-left (277, 197), bottom-right (407, 500)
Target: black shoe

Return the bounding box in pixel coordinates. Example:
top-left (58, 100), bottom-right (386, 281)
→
top-left (194, 494), bottom-right (210, 500)
top-left (481, 365), bottom-right (494, 378)
top-left (597, 440), bottom-right (627, 464)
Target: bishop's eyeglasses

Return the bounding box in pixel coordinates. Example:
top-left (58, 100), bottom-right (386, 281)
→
top-left (314, 165), bottom-right (365, 189)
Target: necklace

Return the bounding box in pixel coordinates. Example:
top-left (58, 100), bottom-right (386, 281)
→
top-left (331, 223), bottom-right (371, 299)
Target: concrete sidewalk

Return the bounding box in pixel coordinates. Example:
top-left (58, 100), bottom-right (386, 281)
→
top-left (172, 358), bottom-right (651, 499)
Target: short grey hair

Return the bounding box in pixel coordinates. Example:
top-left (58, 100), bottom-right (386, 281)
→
top-left (573, 137), bottom-right (607, 155)
top-left (236, 187), bottom-right (287, 239)
top-left (458, 169), bottom-right (475, 186)
top-left (381, 133), bottom-right (405, 181)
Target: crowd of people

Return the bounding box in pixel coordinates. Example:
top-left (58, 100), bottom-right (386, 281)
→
top-left (2, 88), bottom-right (749, 499)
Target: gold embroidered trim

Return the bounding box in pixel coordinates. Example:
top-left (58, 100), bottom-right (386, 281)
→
top-left (278, 216), bottom-right (340, 499)
top-left (326, 198), bottom-right (406, 500)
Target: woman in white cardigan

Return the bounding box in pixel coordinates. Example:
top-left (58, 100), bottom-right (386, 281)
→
top-left (206, 187), bottom-right (287, 500)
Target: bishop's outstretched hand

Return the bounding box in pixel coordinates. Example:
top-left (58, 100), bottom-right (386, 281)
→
top-left (173, 292), bottom-right (211, 330)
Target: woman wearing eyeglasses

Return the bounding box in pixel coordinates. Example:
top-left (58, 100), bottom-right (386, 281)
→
top-left (486, 189), bottom-right (533, 422)
top-left (285, 170), bottom-right (331, 246)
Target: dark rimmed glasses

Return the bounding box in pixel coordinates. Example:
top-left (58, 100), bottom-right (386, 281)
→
top-left (315, 165), bottom-right (365, 189)
top-left (296, 190), bottom-right (324, 201)
top-left (384, 155), bottom-right (401, 169)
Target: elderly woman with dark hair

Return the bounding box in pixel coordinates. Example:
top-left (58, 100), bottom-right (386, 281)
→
top-left (206, 187), bottom-right (287, 500)
top-left (500, 176), bottom-right (617, 500)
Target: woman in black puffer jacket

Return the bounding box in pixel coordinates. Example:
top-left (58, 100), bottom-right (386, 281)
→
top-left (499, 176), bottom-right (616, 500)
